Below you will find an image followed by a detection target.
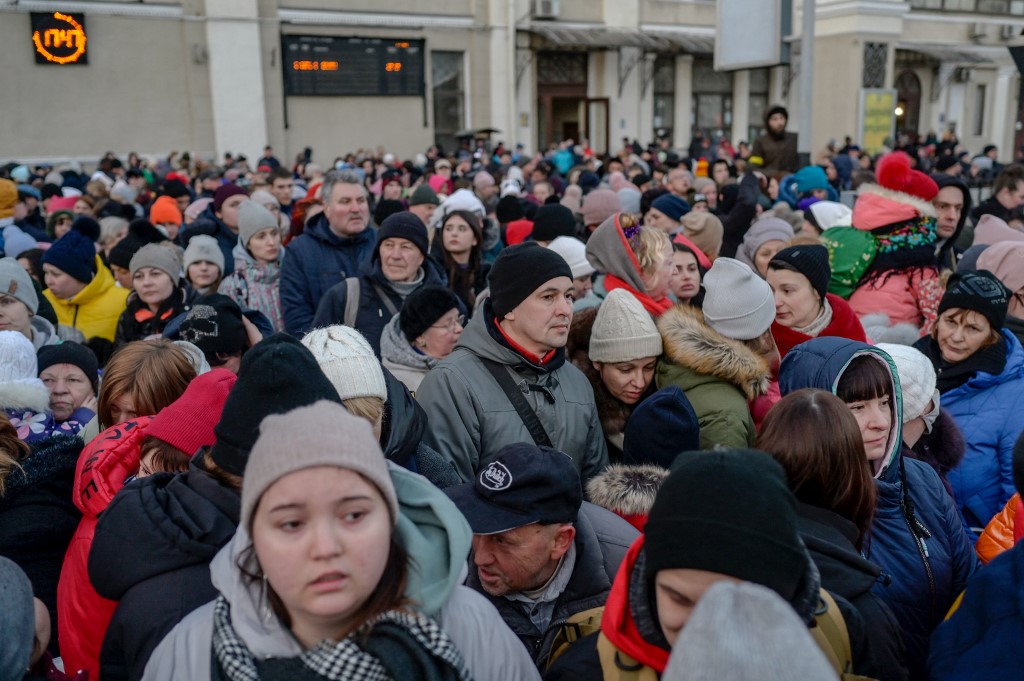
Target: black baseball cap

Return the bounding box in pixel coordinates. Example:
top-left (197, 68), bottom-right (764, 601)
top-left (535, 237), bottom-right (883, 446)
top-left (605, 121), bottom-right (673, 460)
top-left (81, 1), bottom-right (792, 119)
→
top-left (446, 443), bottom-right (583, 535)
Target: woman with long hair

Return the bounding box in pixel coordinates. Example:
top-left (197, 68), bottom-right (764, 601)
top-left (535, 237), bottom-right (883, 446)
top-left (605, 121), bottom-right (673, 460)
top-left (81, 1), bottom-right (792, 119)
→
top-left (585, 212), bottom-right (674, 316)
top-left (434, 210), bottom-right (489, 314)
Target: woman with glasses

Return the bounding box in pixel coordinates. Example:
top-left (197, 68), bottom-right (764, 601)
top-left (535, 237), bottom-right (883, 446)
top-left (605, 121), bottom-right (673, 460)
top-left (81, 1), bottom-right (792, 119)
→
top-left (380, 286), bottom-right (466, 393)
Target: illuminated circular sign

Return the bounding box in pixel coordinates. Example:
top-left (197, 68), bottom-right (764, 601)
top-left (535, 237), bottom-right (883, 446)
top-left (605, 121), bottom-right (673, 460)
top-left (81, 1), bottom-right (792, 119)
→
top-left (32, 12), bottom-right (88, 65)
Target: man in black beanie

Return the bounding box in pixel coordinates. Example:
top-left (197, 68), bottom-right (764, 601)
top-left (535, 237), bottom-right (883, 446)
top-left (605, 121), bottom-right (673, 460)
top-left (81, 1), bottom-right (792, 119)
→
top-left (418, 241), bottom-right (608, 483)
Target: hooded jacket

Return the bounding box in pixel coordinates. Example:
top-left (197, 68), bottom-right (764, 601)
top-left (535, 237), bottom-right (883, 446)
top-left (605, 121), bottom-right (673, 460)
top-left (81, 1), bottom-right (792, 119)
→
top-left (417, 299), bottom-right (609, 483)
top-left (141, 464), bottom-right (542, 681)
top-left (779, 337), bottom-right (979, 678)
top-left (771, 293), bottom-right (867, 359)
top-left (29, 315), bottom-right (62, 351)
top-left (219, 241), bottom-right (285, 333)
top-left (380, 314), bottom-right (436, 394)
top-left (655, 305), bottom-right (770, 450)
top-left (43, 257), bottom-right (129, 342)
top-left (930, 175), bottom-right (971, 272)
top-left (280, 212), bottom-right (377, 336)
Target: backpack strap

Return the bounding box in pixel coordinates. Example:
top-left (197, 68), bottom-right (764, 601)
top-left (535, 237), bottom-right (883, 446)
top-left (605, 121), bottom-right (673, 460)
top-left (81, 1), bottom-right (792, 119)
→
top-left (544, 606), bottom-right (605, 671)
top-left (595, 633), bottom-right (658, 681)
top-left (811, 589), bottom-right (878, 680)
top-left (370, 281), bottom-right (400, 317)
top-left (479, 357), bottom-right (553, 447)
top-left (343, 277), bottom-right (360, 329)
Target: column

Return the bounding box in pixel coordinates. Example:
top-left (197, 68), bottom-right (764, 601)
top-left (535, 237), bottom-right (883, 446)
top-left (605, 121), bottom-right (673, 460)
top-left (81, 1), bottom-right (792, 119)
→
top-left (732, 70), bottom-right (750, 147)
top-left (991, 65), bottom-right (1019, 160)
top-left (487, 0), bottom-right (516, 147)
top-left (674, 54), bottom-right (694, 151)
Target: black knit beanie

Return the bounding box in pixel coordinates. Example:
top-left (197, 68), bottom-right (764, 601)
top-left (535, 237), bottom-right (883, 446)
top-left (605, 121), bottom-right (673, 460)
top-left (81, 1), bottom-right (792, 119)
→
top-left (37, 342), bottom-right (99, 393)
top-left (374, 199), bottom-right (406, 228)
top-left (531, 204), bottom-right (577, 243)
top-left (645, 449), bottom-right (806, 602)
top-left (770, 244), bottom-right (831, 302)
top-left (495, 195), bottom-right (525, 224)
top-left (210, 333), bottom-right (343, 476)
top-left (375, 211), bottom-right (429, 259)
top-left (489, 242), bottom-right (573, 319)
top-left (178, 294), bottom-right (248, 361)
top-left (399, 286), bottom-right (465, 343)
top-left (938, 269), bottom-right (1010, 331)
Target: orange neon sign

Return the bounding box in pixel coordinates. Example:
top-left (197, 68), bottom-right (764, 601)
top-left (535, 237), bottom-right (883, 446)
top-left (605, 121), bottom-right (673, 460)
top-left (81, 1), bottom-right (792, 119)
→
top-left (32, 12), bottom-right (87, 65)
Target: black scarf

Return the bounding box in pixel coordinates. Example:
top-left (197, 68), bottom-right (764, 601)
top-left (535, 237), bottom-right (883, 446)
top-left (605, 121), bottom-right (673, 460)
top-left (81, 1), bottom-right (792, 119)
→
top-left (914, 335), bottom-right (1007, 394)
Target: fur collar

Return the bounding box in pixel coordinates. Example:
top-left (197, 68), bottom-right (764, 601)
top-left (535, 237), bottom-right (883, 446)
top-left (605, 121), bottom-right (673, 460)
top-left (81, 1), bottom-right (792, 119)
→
top-left (586, 464), bottom-right (669, 517)
top-left (657, 305), bottom-right (770, 400)
top-left (858, 182), bottom-right (937, 219)
top-left (0, 381), bottom-right (51, 413)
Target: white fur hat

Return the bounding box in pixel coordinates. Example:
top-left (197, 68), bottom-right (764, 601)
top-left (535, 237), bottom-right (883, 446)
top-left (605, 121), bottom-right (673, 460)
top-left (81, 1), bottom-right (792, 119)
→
top-left (877, 343), bottom-right (937, 422)
top-left (0, 330), bottom-right (39, 384)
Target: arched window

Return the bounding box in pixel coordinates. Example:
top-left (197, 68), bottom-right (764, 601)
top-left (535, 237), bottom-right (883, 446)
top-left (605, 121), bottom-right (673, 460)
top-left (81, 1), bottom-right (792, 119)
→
top-left (895, 70), bottom-right (922, 136)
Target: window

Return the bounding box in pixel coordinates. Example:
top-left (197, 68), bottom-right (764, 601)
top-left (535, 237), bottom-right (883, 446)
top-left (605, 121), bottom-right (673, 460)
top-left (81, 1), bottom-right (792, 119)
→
top-left (973, 84), bottom-right (986, 137)
top-left (691, 60), bottom-right (733, 141)
top-left (653, 56), bottom-right (675, 140)
top-left (748, 68), bottom-right (770, 143)
top-left (432, 51), bottom-right (465, 155)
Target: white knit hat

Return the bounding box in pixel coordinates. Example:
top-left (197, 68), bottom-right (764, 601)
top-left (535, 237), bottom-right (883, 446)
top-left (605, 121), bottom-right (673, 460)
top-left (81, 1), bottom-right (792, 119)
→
top-left (589, 289), bottom-right (663, 363)
top-left (702, 258), bottom-right (775, 341)
top-left (183, 235), bottom-right (225, 274)
top-left (546, 236), bottom-right (595, 280)
top-left (877, 343), bottom-right (937, 422)
top-left (301, 325), bottom-right (388, 401)
top-left (0, 330), bottom-right (39, 384)
top-left (237, 200), bottom-right (278, 249)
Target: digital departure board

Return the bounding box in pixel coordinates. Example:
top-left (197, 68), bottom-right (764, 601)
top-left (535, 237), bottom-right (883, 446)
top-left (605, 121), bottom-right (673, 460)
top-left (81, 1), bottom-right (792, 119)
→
top-left (282, 36), bottom-right (425, 97)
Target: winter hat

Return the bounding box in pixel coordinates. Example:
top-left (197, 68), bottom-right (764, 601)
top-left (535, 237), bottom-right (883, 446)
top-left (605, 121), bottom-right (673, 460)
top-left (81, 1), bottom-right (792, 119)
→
top-left (301, 325), bottom-right (388, 401)
top-left (185, 197), bottom-right (213, 223)
top-left (0, 330), bottom-right (38, 383)
top-left (792, 165), bottom-right (829, 194)
top-left (211, 184), bottom-right (248, 212)
top-left (978, 241), bottom-right (1024, 299)
top-left (618, 188), bottom-right (642, 215)
top-left (130, 242), bottom-right (181, 283)
top-left (473, 171), bottom-right (495, 190)
top-left (1, 226), bottom-right (37, 260)
top-left (183, 234), bottom-right (225, 274)
top-left (409, 183), bottom-right (440, 207)
top-left (852, 152), bottom-right (938, 231)
top-left (645, 449), bottom-right (806, 602)
top-left (0, 556), bottom-right (34, 680)
top-left (737, 218), bottom-right (794, 270)
top-left (673, 233), bottom-right (713, 270)
top-left (10, 165), bottom-right (30, 183)
top-left (560, 184), bottom-right (583, 214)
top-left (211, 333), bottom-right (343, 476)
top-left (178, 294), bottom-right (247, 359)
top-left (702, 258), bottom-right (775, 341)
top-left (495, 195), bottom-right (525, 224)
top-left (37, 342), bottom-right (99, 393)
top-left (769, 244), bottom-right (831, 302)
top-left (147, 368), bottom-right (238, 456)
top-left (581, 189), bottom-right (622, 227)
top-left (374, 199), bottom-right (406, 227)
top-left (531, 204), bottom-right (577, 243)
top-left (877, 344), bottom-right (936, 423)
top-left (242, 401), bottom-right (399, 531)
top-left (957, 244), bottom-right (989, 271)
top-left (149, 195), bottom-right (183, 227)
top-left (973, 213), bottom-right (1024, 246)
top-left (650, 193), bottom-right (690, 222)
top-left (0, 179), bottom-right (16, 219)
top-left (375, 211), bottom-right (429, 259)
top-left (622, 385), bottom-right (699, 468)
top-left (237, 200), bottom-right (277, 249)
top-left (0, 257), bottom-right (38, 314)
top-left (108, 219), bottom-right (166, 270)
top-left (578, 171), bottom-right (601, 192)
top-left (681, 212), bottom-right (724, 260)
top-left (589, 289), bottom-right (663, 363)
top-left (173, 340), bottom-right (212, 376)
top-left (69, 216), bottom-right (101, 243)
top-left (41, 227), bottom-right (97, 284)
top-left (250, 189), bottom-right (280, 212)
top-left (608, 171), bottom-right (629, 192)
top-left (585, 213), bottom-right (646, 292)
top-left (807, 201), bottom-right (852, 231)
top-left (938, 269), bottom-right (1010, 331)
top-left (546, 236), bottom-right (595, 280)
top-left (489, 242), bottom-right (572, 319)
top-left (399, 286), bottom-right (465, 343)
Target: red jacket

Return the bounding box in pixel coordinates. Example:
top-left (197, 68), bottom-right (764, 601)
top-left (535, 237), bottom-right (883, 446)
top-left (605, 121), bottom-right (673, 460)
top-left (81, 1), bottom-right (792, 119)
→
top-left (772, 293), bottom-right (867, 359)
top-left (57, 418), bottom-right (151, 678)
top-left (601, 535), bottom-right (670, 673)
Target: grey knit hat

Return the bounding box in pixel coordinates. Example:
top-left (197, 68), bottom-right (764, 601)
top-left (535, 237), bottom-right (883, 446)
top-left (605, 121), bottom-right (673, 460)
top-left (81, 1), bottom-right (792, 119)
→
top-left (129, 242), bottom-right (181, 284)
top-left (0, 257), bottom-right (38, 314)
top-left (590, 289), bottom-right (662, 363)
top-left (183, 234), bottom-right (225, 274)
top-left (237, 200), bottom-right (278, 250)
top-left (241, 400), bottom-right (399, 530)
top-left (0, 556), bottom-right (34, 680)
top-left (702, 258), bottom-right (775, 341)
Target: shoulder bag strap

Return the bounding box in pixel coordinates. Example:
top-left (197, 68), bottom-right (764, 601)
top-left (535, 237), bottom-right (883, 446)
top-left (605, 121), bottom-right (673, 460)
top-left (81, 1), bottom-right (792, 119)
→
top-left (479, 357), bottom-right (553, 448)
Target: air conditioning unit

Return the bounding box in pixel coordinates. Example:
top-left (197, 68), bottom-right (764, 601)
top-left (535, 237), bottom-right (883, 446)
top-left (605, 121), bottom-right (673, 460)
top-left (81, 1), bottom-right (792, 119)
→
top-left (969, 22), bottom-right (988, 42)
top-left (953, 67), bottom-right (972, 83)
top-left (1000, 24), bottom-right (1019, 41)
top-left (533, 0), bottom-right (560, 20)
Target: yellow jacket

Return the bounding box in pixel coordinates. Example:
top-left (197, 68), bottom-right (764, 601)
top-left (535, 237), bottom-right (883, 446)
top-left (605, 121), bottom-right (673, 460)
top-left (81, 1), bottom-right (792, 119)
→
top-left (44, 257), bottom-right (129, 342)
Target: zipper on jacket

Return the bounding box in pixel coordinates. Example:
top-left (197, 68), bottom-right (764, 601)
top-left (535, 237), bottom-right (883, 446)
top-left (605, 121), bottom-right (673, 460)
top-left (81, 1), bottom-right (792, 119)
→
top-left (901, 495), bottom-right (938, 621)
top-left (73, 304), bottom-right (79, 329)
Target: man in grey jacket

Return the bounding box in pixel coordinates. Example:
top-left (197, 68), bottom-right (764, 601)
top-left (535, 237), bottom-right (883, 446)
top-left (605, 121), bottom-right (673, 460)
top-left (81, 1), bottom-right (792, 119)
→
top-left (417, 241), bottom-right (609, 483)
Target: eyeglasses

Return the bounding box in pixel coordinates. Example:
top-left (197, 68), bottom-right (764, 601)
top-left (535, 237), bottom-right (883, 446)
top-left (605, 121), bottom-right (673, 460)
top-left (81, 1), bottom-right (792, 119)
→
top-left (431, 314), bottom-right (465, 333)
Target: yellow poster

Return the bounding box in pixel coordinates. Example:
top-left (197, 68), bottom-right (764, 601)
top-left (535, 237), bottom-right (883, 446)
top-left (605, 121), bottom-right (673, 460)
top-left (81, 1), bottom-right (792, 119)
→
top-left (861, 90), bottom-right (897, 156)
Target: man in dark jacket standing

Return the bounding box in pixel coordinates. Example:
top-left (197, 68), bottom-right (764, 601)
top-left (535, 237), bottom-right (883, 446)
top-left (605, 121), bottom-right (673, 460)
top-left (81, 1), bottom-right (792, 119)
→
top-left (280, 169), bottom-right (376, 336)
top-left (751, 105), bottom-right (799, 173)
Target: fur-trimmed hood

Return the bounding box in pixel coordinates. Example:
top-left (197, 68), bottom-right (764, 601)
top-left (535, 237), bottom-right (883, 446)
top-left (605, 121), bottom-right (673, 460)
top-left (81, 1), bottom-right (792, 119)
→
top-left (853, 183), bottom-right (937, 232)
top-left (656, 304), bottom-right (770, 400)
top-left (586, 464), bottom-right (668, 520)
top-left (0, 380), bottom-right (51, 413)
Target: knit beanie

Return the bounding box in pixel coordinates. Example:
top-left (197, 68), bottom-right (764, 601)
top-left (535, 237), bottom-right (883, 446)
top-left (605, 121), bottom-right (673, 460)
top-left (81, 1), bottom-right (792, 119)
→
top-left (37, 342), bottom-right (99, 393)
top-left (0, 257), bottom-right (38, 314)
top-left (108, 219), bottom-right (167, 270)
top-left (585, 213), bottom-right (646, 292)
top-left (409, 183), bottom-right (440, 207)
top-left (496, 195), bottom-right (525, 224)
top-left (241, 401), bottom-right (399, 530)
top-left (876, 344), bottom-right (936, 422)
top-left (645, 449), bottom-right (806, 602)
top-left (681, 212), bottom-right (724, 260)
top-left (938, 269), bottom-right (1010, 331)
top-left (237, 200), bottom-right (278, 249)
top-left (212, 184), bottom-right (248, 212)
top-left (546, 236), bottom-right (595, 280)
top-left (179, 294), bottom-right (247, 359)
top-left (702, 258), bottom-right (775, 341)
top-left (69, 216), bottom-right (101, 243)
top-left (737, 218), bottom-right (794, 270)
top-left (489, 242), bottom-right (573, 319)
top-left (0, 556), bottom-right (34, 680)
top-left (0, 180), bottom-right (16, 219)
top-left (210, 333), bottom-right (343, 476)
top-left (399, 286), bottom-right (465, 343)
top-left (301, 325), bottom-right (388, 401)
top-left (149, 195), bottom-right (183, 227)
top-left (650, 193), bottom-right (690, 222)
top-left (147, 368), bottom-right (238, 455)
top-left (769, 244), bottom-right (831, 302)
top-left (978, 241), bottom-right (1024, 299)
top-left (41, 227), bottom-right (97, 284)
top-left (130, 242), bottom-right (181, 283)
top-left (531, 204), bottom-right (577, 243)
top-left (973, 213), bottom-right (1024, 246)
top-left (792, 165), bottom-right (829, 193)
top-left (618, 188), bottom-right (641, 215)
top-left (578, 171), bottom-right (600, 192)
top-left (2, 226), bottom-right (36, 261)
top-left (183, 234), bottom-right (225, 274)
top-left (0, 330), bottom-right (38, 383)
top-left (852, 152), bottom-right (938, 231)
top-left (590, 289), bottom-right (663, 363)
top-left (581, 189), bottom-right (622, 227)
top-left (473, 171), bottom-right (495, 190)
top-left (375, 211), bottom-right (429, 259)
top-left (560, 184), bottom-right (583, 214)
top-left (622, 385), bottom-right (699, 468)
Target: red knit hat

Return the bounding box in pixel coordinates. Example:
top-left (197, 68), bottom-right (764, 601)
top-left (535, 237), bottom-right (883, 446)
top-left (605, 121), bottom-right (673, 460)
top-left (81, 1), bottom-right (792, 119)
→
top-left (876, 151), bottom-right (938, 202)
top-left (146, 369), bottom-right (238, 455)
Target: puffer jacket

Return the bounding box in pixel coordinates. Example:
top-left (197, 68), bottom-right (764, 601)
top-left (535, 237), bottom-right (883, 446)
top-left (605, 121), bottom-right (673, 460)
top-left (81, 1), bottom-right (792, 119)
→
top-left (280, 212), bottom-right (377, 336)
top-left (771, 293), bottom-right (867, 359)
top-left (417, 298), bottom-right (609, 483)
top-left (654, 304), bottom-right (769, 450)
top-left (380, 314), bottom-right (435, 394)
top-left (779, 337), bottom-right (979, 679)
top-left (219, 242), bottom-right (285, 332)
top-left (57, 417), bottom-right (152, 679)
top-left (976, 493), bottom-right (1023, 564)
top-left (115, 285), bottom-right (197, 346)
top-left (43, 257), bottom-right (129, 342)
top-left (849, 266), bottom-right (942, 337)
top-left (1, 379), bottom-right (91, 445)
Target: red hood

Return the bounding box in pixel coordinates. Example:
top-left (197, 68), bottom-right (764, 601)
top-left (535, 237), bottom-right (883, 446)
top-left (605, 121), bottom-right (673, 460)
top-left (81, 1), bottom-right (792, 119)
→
top-left (600, 535), bottom-right (670, 672)
top-left (772, 293), bottom-right (867, 359)
top-left (73, 417), bottom-right (152, 517)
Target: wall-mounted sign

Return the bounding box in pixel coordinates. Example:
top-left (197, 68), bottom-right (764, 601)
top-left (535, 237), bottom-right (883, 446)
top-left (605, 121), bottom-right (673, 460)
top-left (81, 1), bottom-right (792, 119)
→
top-left (31, 11), bottom-right (88, 65)
top-left (859, 89), bottom-right (898, 156)
top-left (281, 35), bottom-right (424, 97)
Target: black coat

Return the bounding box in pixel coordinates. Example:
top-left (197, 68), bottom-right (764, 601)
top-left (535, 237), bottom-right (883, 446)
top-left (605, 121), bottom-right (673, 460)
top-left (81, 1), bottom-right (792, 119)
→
top-left (89, 456), bottom-right (240, 681)
top-left (0, 435), bottom-right (83, 656)
top-left (115, 285), bottom-right (197, 346)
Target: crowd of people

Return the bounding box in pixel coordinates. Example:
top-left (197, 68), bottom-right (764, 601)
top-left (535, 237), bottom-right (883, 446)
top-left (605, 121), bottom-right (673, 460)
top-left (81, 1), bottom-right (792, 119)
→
top-left (3, 105), bottom-right (1024, 681)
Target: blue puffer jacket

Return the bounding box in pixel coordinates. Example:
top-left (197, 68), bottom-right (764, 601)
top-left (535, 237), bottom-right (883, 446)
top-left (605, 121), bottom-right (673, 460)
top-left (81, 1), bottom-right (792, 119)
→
top-left (938, 329), bottom-right (1024, 529)
top-left (280, 212), bottom-right (376, 336)
top-left (780, 337), bottom-right (979, 680)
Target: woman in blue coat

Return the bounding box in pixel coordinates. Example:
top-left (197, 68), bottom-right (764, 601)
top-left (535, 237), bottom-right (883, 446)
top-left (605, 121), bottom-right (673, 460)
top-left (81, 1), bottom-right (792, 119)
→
top-left (779, 336), bottom-right (979, 680)
top-left (913, 269), bottom-right (1024, 530)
